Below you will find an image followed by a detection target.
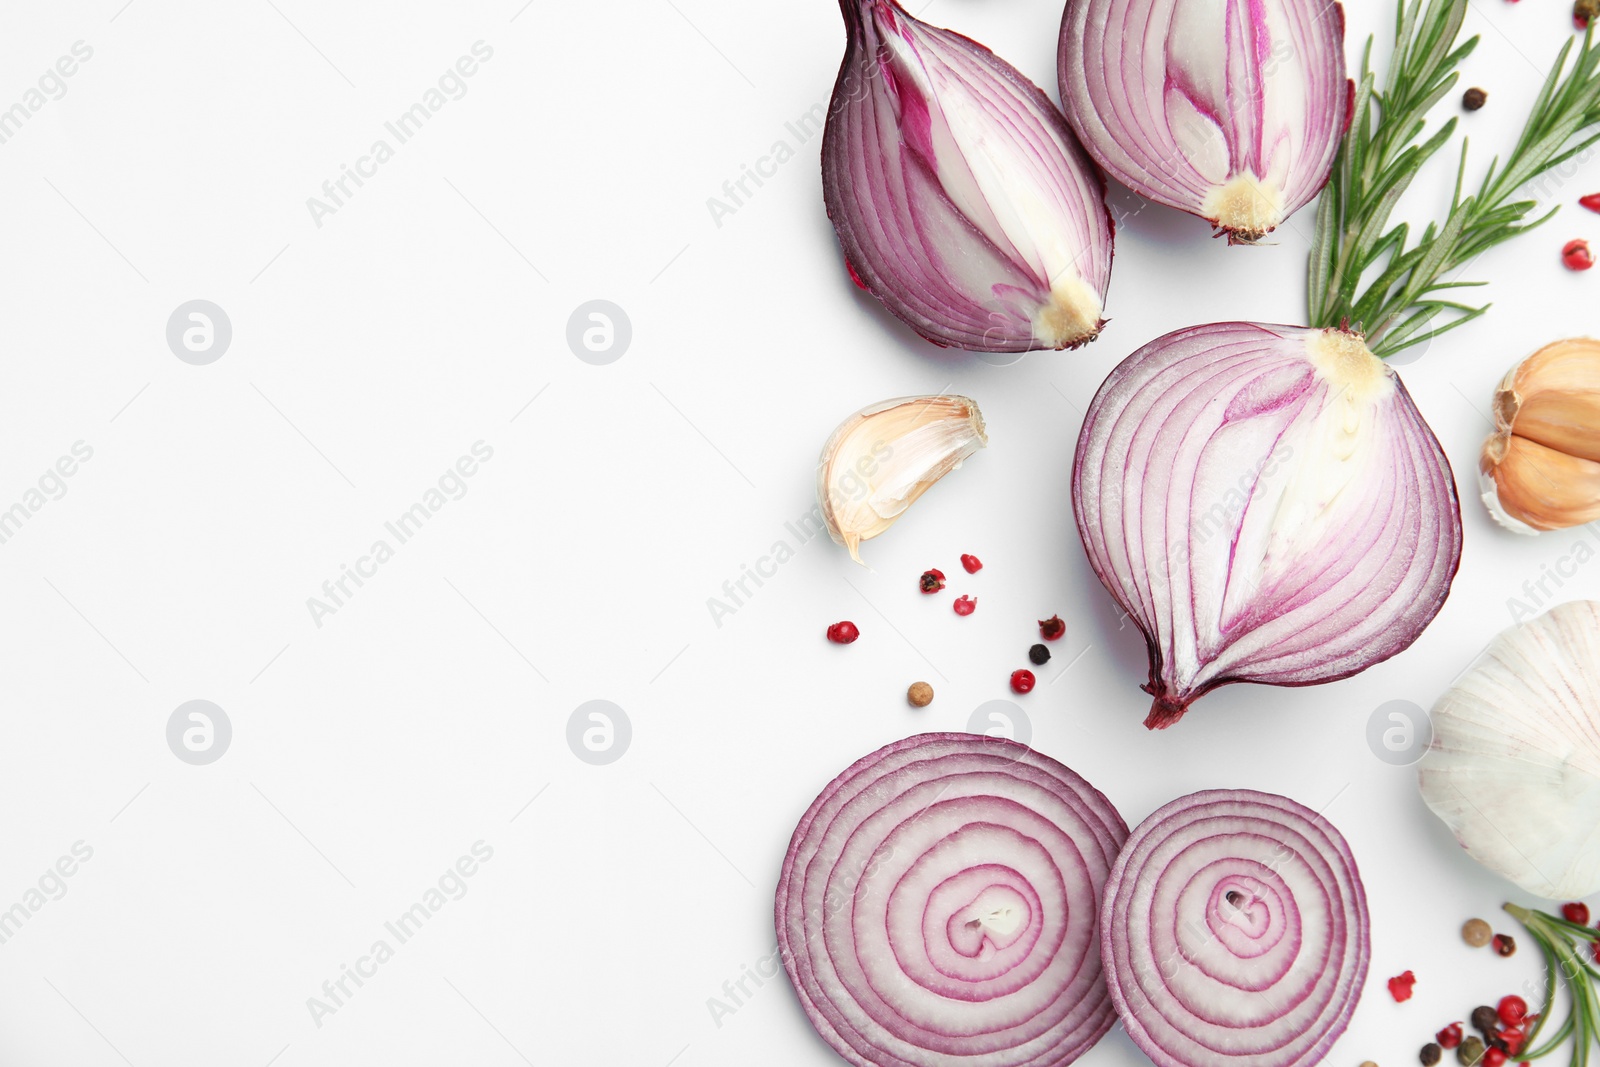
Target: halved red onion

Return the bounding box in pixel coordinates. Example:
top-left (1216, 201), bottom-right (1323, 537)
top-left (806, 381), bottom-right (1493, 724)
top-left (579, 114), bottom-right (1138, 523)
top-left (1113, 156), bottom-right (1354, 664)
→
top-left (776, 732), bottom-right (1128, 1066)
top-left (1101, 789), bottom-right (1370, 1067)
top-left (1072, 322), bottom-right (1461, 727)
top-left (1058, 0), bottom-right (1350, 242)
top-left (824, 0), bottom-right (1114, 352)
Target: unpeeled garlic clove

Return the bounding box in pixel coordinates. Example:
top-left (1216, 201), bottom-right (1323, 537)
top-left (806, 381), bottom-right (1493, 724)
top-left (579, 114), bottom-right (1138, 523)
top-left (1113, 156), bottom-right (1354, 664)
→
top-left (817, 395), bottom-right (987, 564)
top-left (1482, 338), bottom-right (1600, 533)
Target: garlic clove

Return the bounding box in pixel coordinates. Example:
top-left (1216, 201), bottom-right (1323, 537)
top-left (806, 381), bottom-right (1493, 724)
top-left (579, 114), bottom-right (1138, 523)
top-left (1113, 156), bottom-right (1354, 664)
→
top-left (1482, 338), bottom-right (1600, 532)
top-left (817, 395), bottom-right (987, 564)
top-left (1418, 600), bottom-right (1600, 899)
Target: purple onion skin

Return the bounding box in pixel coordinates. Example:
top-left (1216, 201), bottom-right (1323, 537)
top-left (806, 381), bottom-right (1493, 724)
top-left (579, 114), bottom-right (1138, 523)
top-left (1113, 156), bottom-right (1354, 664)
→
top-left (1101, 789), bottom-right (1370, 1067)
top-left (1072, 322), bottom-right (1462, 727)
top-left (1058, 0), bottom-right (1351, 242)
top-left (776, 732), bottom-right (1129, 1067)
top-left (824, 0), bottom-right (1115, 353)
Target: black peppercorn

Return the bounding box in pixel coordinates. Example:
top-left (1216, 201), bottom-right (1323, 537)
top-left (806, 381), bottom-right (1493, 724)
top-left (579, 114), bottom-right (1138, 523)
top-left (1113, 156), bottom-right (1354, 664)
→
top-left (1028, 643), bottom-right (1051, 665)
top-left (1470, 1005), bottom-right (1499, 1034)
top-left (1462, 87), bottom-right (1487, 111)
top-left (1420, 1041), bottom-right (1442, 1065)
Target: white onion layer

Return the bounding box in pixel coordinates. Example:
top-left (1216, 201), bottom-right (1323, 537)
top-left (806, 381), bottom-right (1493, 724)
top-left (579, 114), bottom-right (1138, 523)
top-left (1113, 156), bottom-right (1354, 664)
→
top-left (1101, 789), bottom-right (1370, 1067)
top-left (776, 733), bottom-right (1128, 1067)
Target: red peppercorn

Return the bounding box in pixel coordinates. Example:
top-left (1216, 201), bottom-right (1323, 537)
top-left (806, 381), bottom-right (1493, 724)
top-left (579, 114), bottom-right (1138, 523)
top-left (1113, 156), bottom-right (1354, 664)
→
top-left (1437, 1023), bottom-right (1464, 1049)
top-left (1387, 970), bottom-right (1417, 1002)
top-left (1010, 669), bottom-right (1036, 694)
top-left (1493, 933), bottom-right (1517, 957)
top-left (1483, 1048), bottom-right (1507, 1067)
top-left (1038, 615), bottom-right (1066, 641)
top-left (1582, 193), bottom-right (1600, 214)
top-left (1498, 995), bottom-right (1527, 1027)
top-left (953, 595), bottom-right (976, 616)
top-left (960, 554), bottom-right (983, 574)
top-left (1563, 901), bottom-right (1591, 925)
top-left (920, 569), bottom-right (946, 593)
top-left (1593, 938), bottom-right (1600, 964)
top-left (826, 621), bottom-right (860, 644)
top-left (1563, 238), bottom-right (1595, 270)
top-left (1500, 1027), bottom-right (1525, 1055)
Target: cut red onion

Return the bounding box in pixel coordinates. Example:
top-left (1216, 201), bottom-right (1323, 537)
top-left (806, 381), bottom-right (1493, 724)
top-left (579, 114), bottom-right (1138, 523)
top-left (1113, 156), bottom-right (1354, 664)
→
top-left (776, 732), bottom-right (1128, 1067)
top-left (1072, 322), bottom-right (1461, 727)
top-left (1058, 0), bottom-right (1350, 242)
top-left (1101, 789), bottom-right (1369, 1067)
top-left (824, 0), bottom-right (1114, 352)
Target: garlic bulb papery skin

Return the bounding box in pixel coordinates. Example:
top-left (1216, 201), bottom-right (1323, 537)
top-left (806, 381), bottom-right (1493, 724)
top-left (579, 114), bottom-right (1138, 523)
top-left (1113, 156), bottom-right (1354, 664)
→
top-left (824, 0), bottom-right (1114, 353)
top-left (818, 395), bottom-right (987, 564)
top-left (1481, 338), bottom-right (1600, 534)
top-left (1418, 600), bottom-right (1600, 900)
top-left (1073, 323), bottom-right (1462, 728)
top-left (1058, 0), bottom-right (1350, 243)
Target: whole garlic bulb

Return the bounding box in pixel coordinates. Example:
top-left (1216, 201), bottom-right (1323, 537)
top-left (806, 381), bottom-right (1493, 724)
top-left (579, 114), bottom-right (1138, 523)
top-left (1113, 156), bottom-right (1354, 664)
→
top-left (1418, 600), bottom-right (1600, 899)
top-left (1481, 338), bottom-right (1600, 534)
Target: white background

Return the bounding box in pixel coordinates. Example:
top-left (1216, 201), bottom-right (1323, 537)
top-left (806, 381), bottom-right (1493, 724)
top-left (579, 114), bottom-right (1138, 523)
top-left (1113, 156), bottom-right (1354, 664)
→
top-left (0, 0), bottom-right (1596, 1064)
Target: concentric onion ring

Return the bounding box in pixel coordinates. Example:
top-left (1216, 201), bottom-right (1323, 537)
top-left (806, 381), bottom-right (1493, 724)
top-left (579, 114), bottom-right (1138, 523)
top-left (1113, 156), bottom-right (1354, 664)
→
top-left (1101, 789), bottom-right (1369, 1067)
top-left (776, 733), bottom-right (1128, 1067)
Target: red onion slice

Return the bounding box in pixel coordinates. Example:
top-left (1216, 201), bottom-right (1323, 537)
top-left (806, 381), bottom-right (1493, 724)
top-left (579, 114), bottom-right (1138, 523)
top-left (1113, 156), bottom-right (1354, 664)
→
top-left (776, 732), bottom-right (1128, 1066)
top-left (1101, 789), bottom-right (1370, 1067)
top-left (1072, 322), bottom-right (1461, 727)
top-left (824, 0), bottom-right (1114, 352)
top-left (1058, 0), bottom-right (1350, 242)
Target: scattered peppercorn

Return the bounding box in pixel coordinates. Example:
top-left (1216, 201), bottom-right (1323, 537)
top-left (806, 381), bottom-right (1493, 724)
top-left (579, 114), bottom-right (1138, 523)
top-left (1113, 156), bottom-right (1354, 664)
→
top-left (1492, 933), bottom-right (1517, 957)
top-left (1010, 669), bottom-right (1036, 694)
top-left (920, 569), bottom-right (947, 593)
top-left (960, 553), bottom-right (983, 573)
top-left (1028, 643), bottom-right (1051, 665)
top-left (1360, 1061), bottom-right (1379, 1067)
top-left (1388, 970), bottom-right (1418, 1002)
top-left (1481, 1048), bottom-right (1506, 1067)
top-left (1563, 238), bottom-right (1595, 271)
top-left (1471, 1006), bottom-right (1500, 1034)
top-left (1497, 995), bottom-right (1528, 1027)
top-left (1038, 615), bottom-right (1066, 640)
top-left (1581, 192), bottom-right (1600, 214)
top-left (1563, 901), bottom-right (1592, 925)
top-left (1578, 0), bottom-right (1599, 29)
top-left (1498, 1026), bottom-right (1524, 1056)
top-left (1421, 1042), bottom-right (1443, 1066)
top-left (1462, 87), bottom-right (1487, 110)
top-left (1438, 1022), bottom-right (1464, 1049)
top-left (1457, 1036), bottom-right (1486, 1066)
top-left (827, 621), bottom-right (861, 644)
top-left (1462, 918), bottom-right (1493, 947)
top-left (907, 681), bottom-right (934, 707)
top-left (1592, 938), bottom-right (1600, 964)
top-left (953, 595), bottom-right (977, 616)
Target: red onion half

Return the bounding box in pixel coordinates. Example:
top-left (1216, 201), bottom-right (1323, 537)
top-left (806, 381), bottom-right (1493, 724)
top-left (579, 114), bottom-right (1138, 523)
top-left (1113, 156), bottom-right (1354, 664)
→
top-left (1072, 322), bottom-right (1461, 727)
top-left (1102, 789), bottom-right (1370, 1067)
top-left (776, 732), bottom-right (1128, 1066)
top-left (1058, 0), bottom-right (1350, 242)
top-left (824, 0), bottom-right (1114, 352)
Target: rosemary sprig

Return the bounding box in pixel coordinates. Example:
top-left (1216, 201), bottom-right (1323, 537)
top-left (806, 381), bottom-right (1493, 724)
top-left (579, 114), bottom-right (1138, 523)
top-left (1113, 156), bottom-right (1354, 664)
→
top-left (1308, 0), bottom-right (1600, 358)
top-left (1504, 902), bottom-right (1600, 1061)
